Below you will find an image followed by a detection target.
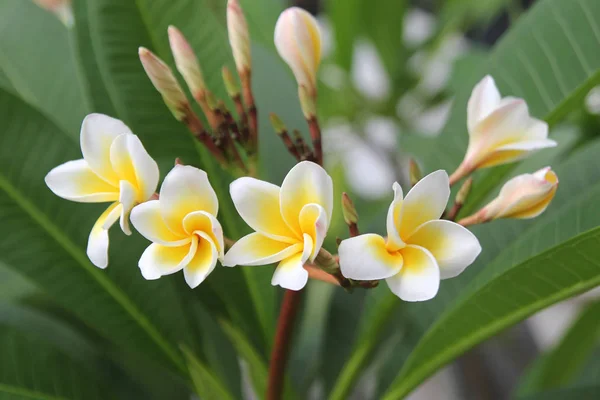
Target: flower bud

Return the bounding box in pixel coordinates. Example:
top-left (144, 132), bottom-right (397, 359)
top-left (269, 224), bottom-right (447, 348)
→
top-left (341, 192), bottom-right (358, 225)
top-left (409, 159), bottom-right (422, 187)
top-left (168, 26), bottom-right (207, 96)
top-left (227, 0), bottom-right (251, 74)
top-left (449, 75), bottom-right (556, 185)
top-left (274, 7), bottom-right (322, 98)
top-left (482, 167), bottom-right (558, 220)
top-left (269, 113), bottom-right (287, 135)
top-left (33, 0), bottom-right (73, 26)
top-left (222, 66), bottom-right (240, 98)
top-left (139, 47), bottom-right (189, 120)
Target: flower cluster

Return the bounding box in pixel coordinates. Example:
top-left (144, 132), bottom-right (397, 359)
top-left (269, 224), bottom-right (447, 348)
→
top-left (44, 4), bottom-right (559, 301)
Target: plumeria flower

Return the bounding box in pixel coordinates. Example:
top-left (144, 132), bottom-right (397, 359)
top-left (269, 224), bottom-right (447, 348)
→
top-left (45, 114), bottom-right (159, 268)
top-left (449, 75), bottom-right (556, 185)
top-left (224, 161), bottom-right (333, 291)
top-left (459, 167), bottom-right (558, 226)
top-left (339, 171), bottom-right (481, 302)
top-left (130, 165), bottom-right (224, 288)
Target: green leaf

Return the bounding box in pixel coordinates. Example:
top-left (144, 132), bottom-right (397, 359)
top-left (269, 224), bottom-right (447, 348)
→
top-left (521, 301), bottom-right (600, 393)
top-left (382, 138), bottom-right (600, 399)
top-left (181, 345), bottom-right (235, 400)
top-left (0, 0), bottom-right (89, 136)
top-left (518, 385), bottom-right (600, 400)
top-left (325, 0), bottom-right (362, 70)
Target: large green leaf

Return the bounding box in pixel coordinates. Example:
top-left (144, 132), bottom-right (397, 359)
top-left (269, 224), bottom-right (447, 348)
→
top-left (519, 301), bottom-right (600, 393)
top-left (0, 0), bottom-right (89, 136)
top-left (0, 325), bottom-right (112, 400)
top-left (382, 138), bottom-right (600, 399)
top-left (407, 0), bottom-right (600, 213)
top-left (0, 88), bottom-right (205, 376)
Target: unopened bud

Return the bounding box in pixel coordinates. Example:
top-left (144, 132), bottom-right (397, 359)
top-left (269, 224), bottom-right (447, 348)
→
top-left (269, 113), bottom-right (287, 135)
top-left (168, 26), bottom-right (207, 96)
top-left (274, 7), bottom-right (322, 96)
top-left (482, 167), bottom-right (558, 221)
top-left (299, 85), bottom-right (317, 119)
top-left (227, 0), bottom-right (251, 73)
top-left (139, 47), bottom-right (188, 120)
top-left (33, 0), bottom-right (73, 26)
top-left (222, 67), bottom-right (240, 98)
top-left (341, 193), bottom-right (358, 225)
top-left (204, 91), bottom-right (218, 110)
top-left (409, 159), bottom-right (422, 186)
top-left (455, 177), bottom-right (473, 205)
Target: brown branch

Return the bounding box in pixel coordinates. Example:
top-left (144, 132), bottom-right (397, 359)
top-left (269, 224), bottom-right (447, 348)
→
top-left (307, 117), bottom-right (322, 165)
top-left (181, 105), bottom-right (227, 167)
top-left (267, 290), bottom-right (302, 400)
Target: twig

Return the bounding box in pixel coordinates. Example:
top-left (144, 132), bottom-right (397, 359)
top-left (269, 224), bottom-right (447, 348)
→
top-left (307, 117), bottom-right (322, 165)
top-left (181, 105), bottom-right (227, 167)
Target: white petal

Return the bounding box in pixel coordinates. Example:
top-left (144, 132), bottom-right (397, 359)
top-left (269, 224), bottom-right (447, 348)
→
top-left (339, 233), bottom-right (403, 281)
top-left (86, 202), bottom-right (122, 269)
top-left (298, 203), bottom-right (328, 261)
top-left (408, 220), bottom-right (481, 279)
top-left (183, 211), bottom-right (225, 261)
top-left (386, 245), bottom-right (440, 302)
top-left (139, 236), bottom-right (198, 280)
top-left (386, 182), bottom-right (405, 251)
top-left (109, 134), bottom-right (159, 202)
top-left (130, 201), bottom-right (191, 246)
top-left (470, 99), bottom-right (531, 150)
top-left (45, 159), bottom-right (119, 203)
top-left (223, 233), bottom-right (302, 267)
top-left (494, 139), bottom-right (557, 152)
top-left (184, 232), bottom-right (218, 288)
top-left (398, 170), bottom-right (450, 240)
top-left (80, 114), bottom-right (132, 185)
top-left (271, 234), bottom-right (313, 291)
top-left (118, 180), bottom-right (137, 235)
top-left (229, 177), bottom-right (298, 243)
top-left (280, 161), bottom-right (333, 237)
top-left (467, 75), bottom-right (501, 132)
top-left (159, 165), bottom-right (218, 235)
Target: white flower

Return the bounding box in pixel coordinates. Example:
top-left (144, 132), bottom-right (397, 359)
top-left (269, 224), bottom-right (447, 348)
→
top-left (130, 165), bottom-right (224, 288)
top-left (479, 167), bottom-right (558, 221)
top-left (45, 114), bottom-right (159, 268)
top-left (450, 75), bottom-right (556, 184)
top-left (274, 7), bottom-right (322, 96)
top-left (339, 171), bottom-right (481, 302)
top-left (224, 161), bottom-right (333, 291)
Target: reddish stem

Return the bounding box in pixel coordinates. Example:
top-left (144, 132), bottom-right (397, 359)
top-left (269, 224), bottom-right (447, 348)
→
top-left (267, 290), bottom-right (302, 400)
top-left (307, 117), bottom-right (322, 165)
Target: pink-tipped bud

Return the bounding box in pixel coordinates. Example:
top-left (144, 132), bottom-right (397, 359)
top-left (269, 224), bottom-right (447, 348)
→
top-left (227, 0), bottom-right (251, 74)
top-left (482, 167), bottom-right (558, 221)
top-left (168, 26), bottom-right (207, 96)
top-left (138, 47), bottom-right (188, 120)
top-left (274, 7), bottom-right (322, 97)
top-left (33, 0), bottom-right (73, 26)
top-left (341, 193), bottom-right (358, 225)
top-left (222, 66), bottom-right (240, 98)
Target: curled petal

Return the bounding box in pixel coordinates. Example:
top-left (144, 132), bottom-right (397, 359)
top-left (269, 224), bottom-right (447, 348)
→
top-left (118, 180), bottom-right (137, 235)
top-left (80, 114), bottom-right (132, 185)
top-left (223, 233), bottom-right (302, 267)
top-left (229, 177), bottom-right (297, 242)
top-left (130, 201), bottom-right (190, 246)
top-left (87, 202), bottom-right (122, 269)
top-left (298, 203), bottom-right (327, 261)
top-left (280, 161), bottom-right (333, 237)
top-left (386, 182), bottom-right (405, 251)
top-left (110, 133), bottom-right (159, 202)
top-left (160, 165), bottom-right (218, 235)
top-left (386, 245), bottom-right (440, 302)
top-left (339, 234), bottom-right (403, 281)
top-left (184, 232), bottom-right (218, 288)
top-left (183, 211), bottom-right (225, 260)
top-left (467, 75), bottom-right (501, 132)
top-left (398, 170), bottom-right (450, 240)
top-left (271, 234), bottom-right (313, 291)
top-left (408, 220), bottom-right (481, 279)
top-left (45, 159), bottom-right (119, 203)
top-left (139, 237), bottom-right (198, 280)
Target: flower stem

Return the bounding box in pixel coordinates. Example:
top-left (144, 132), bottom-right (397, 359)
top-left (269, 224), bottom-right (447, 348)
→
top-left (267, 289), bottom-right (303, 400)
